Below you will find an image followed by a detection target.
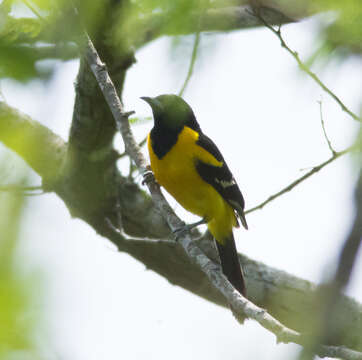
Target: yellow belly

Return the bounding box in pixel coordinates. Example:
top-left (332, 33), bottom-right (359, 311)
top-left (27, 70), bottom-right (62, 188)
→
top-left (148, 127), bottom-right (236, 241)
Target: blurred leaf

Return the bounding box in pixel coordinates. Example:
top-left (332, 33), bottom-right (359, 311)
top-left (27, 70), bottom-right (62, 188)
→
top-left (129, 116), bottom-right (152, 125)
top-left (309, 0), bottom-right (362, 60)
top-left (0, 0), bottom-right (13, 15)
top-left (0, 17), bottom-right (43, 42)
top-left (111, 0), bottom-right (211, 49)
top-left (0, 13), bottom-right (53, 81)
top-left (0, 160), bottom-right (43, 359)
top-left (24, 0), bottom-right (52, 11)
top-left (0, 41), bottom-right (51, 81)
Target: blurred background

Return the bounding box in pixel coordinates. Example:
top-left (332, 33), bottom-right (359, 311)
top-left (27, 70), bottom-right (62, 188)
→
top-left (0, 0), bottom-right (361, 359)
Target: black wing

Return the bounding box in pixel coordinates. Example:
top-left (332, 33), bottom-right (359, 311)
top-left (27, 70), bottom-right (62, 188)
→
top-left (195, 133), bottom-right (248, 230)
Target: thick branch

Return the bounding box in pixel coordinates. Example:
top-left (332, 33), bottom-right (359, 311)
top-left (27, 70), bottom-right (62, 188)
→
top-left (0, 102), bottom-right (66, 182)
top-left (134, 5), bottom-right (296, 48)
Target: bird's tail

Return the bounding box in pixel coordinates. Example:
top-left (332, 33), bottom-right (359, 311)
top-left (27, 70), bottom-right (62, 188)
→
top-left (215, 233), bottom-right (247, 297)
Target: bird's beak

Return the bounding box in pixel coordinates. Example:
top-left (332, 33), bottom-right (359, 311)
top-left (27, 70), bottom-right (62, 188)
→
top-left (140, 96), bottom-right (152, 104)
top-left (141, 96), bottom-right (162, 111)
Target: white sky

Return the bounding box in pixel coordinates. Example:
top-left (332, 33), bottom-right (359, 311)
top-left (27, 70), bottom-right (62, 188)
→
top-left (1, 14), bottom-right (361, 360)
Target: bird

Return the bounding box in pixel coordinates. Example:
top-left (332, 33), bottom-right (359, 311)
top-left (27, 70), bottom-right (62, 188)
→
top-left (142, 94), bottom-right (248, 297)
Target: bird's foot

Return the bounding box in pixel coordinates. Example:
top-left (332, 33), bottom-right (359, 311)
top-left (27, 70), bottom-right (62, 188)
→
top-left (172, 219), bottom-right (207, 240)
top-left (142, 168), bottom-right (154, 185)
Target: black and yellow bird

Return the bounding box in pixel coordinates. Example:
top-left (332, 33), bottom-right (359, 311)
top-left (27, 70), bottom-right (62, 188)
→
top-left (142, 94), bottom-right (248, 297)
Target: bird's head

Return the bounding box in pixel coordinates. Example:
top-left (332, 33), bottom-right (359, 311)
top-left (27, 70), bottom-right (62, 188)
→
top-left (141, 94), bottom-right (200, 132)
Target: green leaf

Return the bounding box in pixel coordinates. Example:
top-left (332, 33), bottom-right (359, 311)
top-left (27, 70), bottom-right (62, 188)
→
top-left (310, 0), bottom-right (362, 58)
top-left (0, 17), bottom-right (43, 43)
top-left (0, 161), bottom-right (43, 358)
top-left (129, 116), bottom-right (152, 125)
top-left (0, 42), bottom-right (51, 81)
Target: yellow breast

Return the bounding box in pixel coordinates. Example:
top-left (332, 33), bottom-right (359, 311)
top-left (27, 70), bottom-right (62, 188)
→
top-left (148, 126), bottom-right (236, 240)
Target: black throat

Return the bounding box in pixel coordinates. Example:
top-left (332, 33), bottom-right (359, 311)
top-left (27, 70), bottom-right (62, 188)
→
top-left (150, 125), bottom-right (181, 159)
top-left (150, 112), bottom-right (202, 159)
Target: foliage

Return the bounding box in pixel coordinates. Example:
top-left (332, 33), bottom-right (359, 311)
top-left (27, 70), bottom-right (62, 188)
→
top-left (308, 0), bottom-right (362, 60)
top-left (0, 165), bottom-right (43, 359)
top-left (0, 0), bottom-right (360, 83)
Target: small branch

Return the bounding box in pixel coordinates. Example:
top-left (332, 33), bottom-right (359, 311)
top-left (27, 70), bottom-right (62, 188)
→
top-left (81, 33), bottom-right (146, 171)
top-left (318, 99), bottom-right (336, 155)
top-left (0, 184), bottom-right (46, 195)
top-left (251, 10), bottom-right (361, 123)
top-left (118, 135), bottom-right (147, 159)
top-left (82, 29), bottom-right (362, 360)
top-left (22, 0), bottom-right (43, 20)
top-left (245, 147), bottom-right (351, 214)
top-left (31, 43), bottom-right (79, 61)
top-left (178, 32), bottom-right (200, 97)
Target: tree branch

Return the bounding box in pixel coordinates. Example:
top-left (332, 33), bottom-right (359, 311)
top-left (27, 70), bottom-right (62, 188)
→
top-left (245, 147), bottom-right (351, 214)
top-left (334, 171), bottom-right (362, 290)
top-left (0, 102), bottom-right (66, 183)
top-left (134, 5), bottom-right (296, 48)
top-left (251, 10), bottom-right (361, 122)
top-left (318, 99), bottom-right (337, 155)
top-left (0, 184), bottom-right (45, 196)
top-left (178, 32), bottom-right (200, 97)
top-left (82, 34), bottom-right (145, 171)
top-left (31, 43), bottom-right (79, 61)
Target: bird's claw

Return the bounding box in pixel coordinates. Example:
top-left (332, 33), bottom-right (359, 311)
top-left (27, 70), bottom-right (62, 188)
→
top-left (142, 170), bottom-right (154, 185)
top-left (172, 218), bottom-right (207, 241)
top-left (172, 222), bottom-right (190, 241)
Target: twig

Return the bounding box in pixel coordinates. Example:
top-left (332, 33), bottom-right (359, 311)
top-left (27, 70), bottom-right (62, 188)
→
top-left (81, 28), bottom-right (362, 360)
top-left (0, 185), bottom-right (45, 195)
top-left (250, 9), bottom-right (361, 123)
top-left (118, 135), bottom-right (147, 159)
top-left (178, 32), bottom-right (200, 97)
top-left (318, 99), bottom-right (336, 155)
top-left (22, 0), bottom-right (44, 20)
top-left (245, 147), bottom-right (351, 214)
top-left (81, 33), bottom-right (146, 171)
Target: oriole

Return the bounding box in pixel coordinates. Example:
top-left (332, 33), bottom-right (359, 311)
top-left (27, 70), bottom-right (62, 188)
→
top-left (142, 94), bottom-right (248, 297)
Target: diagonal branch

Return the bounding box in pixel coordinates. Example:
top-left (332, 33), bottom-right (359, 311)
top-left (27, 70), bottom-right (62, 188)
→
top-left (245, 147), bottom-right (351, 214)
top-left (82, 30), bottom-right (362, 360)
top-left (82, 33), bottom-right (146, 172)
top-left (0, 184), bottom-right (45, 196)
top-left (318, 100), bottom-right (337, 155)
top-left (251, 10), bottom-right (361, 122)
top-left (178, 32), bottom-right (200, 97)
